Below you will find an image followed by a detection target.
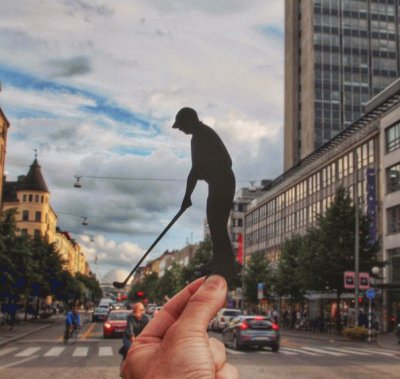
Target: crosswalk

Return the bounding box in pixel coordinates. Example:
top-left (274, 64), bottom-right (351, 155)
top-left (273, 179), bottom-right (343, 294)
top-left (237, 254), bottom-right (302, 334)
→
top-left (0, 344), bottom-right (398, 360)
top-left (226, 345), bottom-right (400, 359)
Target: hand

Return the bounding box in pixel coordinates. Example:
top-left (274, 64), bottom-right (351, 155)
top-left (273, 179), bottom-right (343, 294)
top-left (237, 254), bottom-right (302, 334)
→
top-left (121, 275), bottom-right (239, 379)
top-left (181, 196), bottom-right (192, 210)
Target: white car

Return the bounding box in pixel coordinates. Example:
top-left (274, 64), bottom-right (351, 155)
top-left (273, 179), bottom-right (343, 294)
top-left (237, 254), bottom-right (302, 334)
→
top-left (211, 308), bottom-right (242, 332)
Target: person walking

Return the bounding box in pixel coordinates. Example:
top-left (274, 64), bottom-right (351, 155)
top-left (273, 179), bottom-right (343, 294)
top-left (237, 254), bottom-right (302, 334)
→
top-left (172, 107), bottom-right (236, 283)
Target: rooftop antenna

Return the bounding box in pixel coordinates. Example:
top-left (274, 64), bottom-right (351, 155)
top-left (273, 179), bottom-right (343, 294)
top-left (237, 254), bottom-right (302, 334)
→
top-left (34, 149), bottom-right (38, 159)
top-left (74, 176), bottom-right (82, 188)
top-left (82, 216), bottom-right (88, 226)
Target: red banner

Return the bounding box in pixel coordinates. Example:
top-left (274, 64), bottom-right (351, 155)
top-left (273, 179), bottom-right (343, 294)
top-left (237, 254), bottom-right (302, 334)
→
top-left (237, 233), bottom-right (243, 265)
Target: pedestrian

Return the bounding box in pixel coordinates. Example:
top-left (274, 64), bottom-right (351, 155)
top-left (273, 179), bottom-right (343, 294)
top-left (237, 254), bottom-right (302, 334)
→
top-left (120, 302), bottom-right (149, 360)
top-left (121, 275), bottom-right (239, 379)
top-left (172, 107), bottom-right (236, 283)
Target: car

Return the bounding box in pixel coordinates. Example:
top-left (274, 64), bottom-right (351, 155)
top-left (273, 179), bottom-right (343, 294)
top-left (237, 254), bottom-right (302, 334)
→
top-left (103, 310), bottom-right (131, 338)
top-left (211, 308), bottom-right (242, 332)
top-left (222, 315), bottom-right (280, 352)
top-left (92, 307), bottom-right (109, 322)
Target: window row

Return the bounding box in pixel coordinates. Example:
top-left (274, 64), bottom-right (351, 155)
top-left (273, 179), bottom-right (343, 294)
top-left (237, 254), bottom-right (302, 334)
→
top-left (22, 210), bottom-right (47, 223)
top-left (21, 193), bottom-right (47, 204)
top-left (386, 121), bottom-right (400, 153)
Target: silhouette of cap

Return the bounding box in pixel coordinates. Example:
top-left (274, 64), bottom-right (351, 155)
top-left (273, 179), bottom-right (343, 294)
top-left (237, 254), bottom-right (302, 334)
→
top-left (172, 107), bottom-right (199, 128)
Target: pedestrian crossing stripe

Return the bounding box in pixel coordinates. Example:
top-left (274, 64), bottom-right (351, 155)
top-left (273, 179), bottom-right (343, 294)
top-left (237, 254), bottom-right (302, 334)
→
top-left (15, 347), bottom-right (41, 357)
top-left (44, 347), bottom-right (65, 357)
top-left (72, 347), bottom-right (88, 357)
top-left (0, 345), bottom-right (397, 359)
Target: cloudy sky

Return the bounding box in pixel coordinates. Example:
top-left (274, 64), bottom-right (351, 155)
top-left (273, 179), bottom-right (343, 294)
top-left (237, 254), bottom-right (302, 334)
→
top-left (0, 0), bottom-right (284, 278)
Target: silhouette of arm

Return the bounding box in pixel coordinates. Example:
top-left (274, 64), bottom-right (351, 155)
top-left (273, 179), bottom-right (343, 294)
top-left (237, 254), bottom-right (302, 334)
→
top-left (181, 168), bottom-right (197, 210)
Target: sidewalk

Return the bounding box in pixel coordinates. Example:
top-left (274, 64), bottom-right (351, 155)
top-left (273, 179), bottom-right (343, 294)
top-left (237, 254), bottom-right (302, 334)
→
top-left (281, 328), bottom-right (399, 350)
top-left (0, 315), bottom-right (62, 348)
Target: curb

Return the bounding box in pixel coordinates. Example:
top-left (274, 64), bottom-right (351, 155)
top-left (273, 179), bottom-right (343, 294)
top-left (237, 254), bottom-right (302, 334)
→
top-left (0, 322), bottom-right (54, 348)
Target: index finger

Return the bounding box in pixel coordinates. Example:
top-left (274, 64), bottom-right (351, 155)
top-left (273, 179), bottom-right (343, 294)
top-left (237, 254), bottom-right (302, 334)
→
top-left (137, 277), bottom-right (206, 341)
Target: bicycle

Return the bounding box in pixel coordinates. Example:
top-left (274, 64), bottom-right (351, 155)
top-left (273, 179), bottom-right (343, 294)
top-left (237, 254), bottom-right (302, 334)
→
top-left (0, 312), bottom-right (14, 331)
top-left (63, 325), bottom-right (79, 344)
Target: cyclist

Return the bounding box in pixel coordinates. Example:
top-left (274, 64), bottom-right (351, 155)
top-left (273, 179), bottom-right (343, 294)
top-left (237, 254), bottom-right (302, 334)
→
top-left (64, 305), bottom-right (81, 341)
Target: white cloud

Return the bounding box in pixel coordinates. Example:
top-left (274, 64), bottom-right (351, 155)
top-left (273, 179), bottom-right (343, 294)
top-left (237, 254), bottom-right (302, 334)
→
top-left (0, 0), bottom-right (285, 275)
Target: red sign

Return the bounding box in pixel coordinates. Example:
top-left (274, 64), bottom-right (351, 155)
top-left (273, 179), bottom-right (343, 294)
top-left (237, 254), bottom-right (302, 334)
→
top-left (344, 271), bottom-right (355, 289)
top-left (237, 233), bottom-right (243, 265)
top-left (359, 272), bottom-right (370, 290)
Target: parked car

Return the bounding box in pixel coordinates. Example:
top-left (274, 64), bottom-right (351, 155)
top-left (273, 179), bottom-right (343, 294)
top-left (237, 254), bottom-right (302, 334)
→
top-left (92, 307), bottom-right (109, 322)
top-left (222, 315), bottom-right (280, 352)
top-left (103, 310), bottom-right (131, 338)
top-left (211, 308), bottom-right (242, 332)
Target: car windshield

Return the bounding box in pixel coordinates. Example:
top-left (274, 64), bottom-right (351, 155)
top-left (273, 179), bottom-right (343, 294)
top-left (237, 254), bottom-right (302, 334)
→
top-left (108, 312), bottom-right (130, 321)
top-left (223, 310), bottom-right (241, 317)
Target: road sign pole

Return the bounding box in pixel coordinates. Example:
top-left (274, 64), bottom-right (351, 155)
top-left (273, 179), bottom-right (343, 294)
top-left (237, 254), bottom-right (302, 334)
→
top-left (368, 297), bottom-right (372, 344)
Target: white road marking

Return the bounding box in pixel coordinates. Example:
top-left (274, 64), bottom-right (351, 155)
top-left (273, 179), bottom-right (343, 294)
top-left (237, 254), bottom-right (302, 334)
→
top-left (15, 347), bottom-right (41, 357)
top-left (279, 348), bottom-right (298, 355)
top-left (72, 347), bottom-right (89, 357)
top-left (99, 346), bottom-right (113, 357)
top-left (301, 347), bottom-right (345, 357)
top-left (44, 347), bottom-right (65, 357)
top-left (325, 347), bottom-right (370, 356)
top-left (283, 347), bottom-right (322, 356)
top-left (348, 348), bottom-right (396, 357)
top-left (0, 355), bottom-right (38, 370)
top-left (226, 348), bottom-right (246, 355)
top-left (0, 347), bottom-right (18, 357)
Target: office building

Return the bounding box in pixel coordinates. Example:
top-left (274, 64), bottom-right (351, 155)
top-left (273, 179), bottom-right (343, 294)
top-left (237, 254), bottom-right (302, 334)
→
top-left (285, 0), bottom-right (400, 170)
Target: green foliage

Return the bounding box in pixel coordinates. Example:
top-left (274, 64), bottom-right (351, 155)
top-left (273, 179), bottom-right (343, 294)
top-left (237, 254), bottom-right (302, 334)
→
top-left (182, 236), bottom-right (213, 283)
top-left (273, 234), bottom-right (306, 302)
top-left (75, 272), bottom-right (103, 302)
top-left (342, 326), bottom-right (368, 341)
top-left (0, 210), bottom-right (96, 305)
top-left (242, 251), bottom-right (272, 305)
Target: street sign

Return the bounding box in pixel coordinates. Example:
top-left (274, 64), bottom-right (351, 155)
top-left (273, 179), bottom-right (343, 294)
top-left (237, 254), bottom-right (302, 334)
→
top-left (366, 288), bottom-right (375, 299)
top-left (344, 271), bottom-right (355, 289)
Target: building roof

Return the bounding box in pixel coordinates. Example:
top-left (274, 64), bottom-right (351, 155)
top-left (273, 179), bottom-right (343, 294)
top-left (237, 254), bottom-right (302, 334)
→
top-left (21, 159), bottom-right (49, 192)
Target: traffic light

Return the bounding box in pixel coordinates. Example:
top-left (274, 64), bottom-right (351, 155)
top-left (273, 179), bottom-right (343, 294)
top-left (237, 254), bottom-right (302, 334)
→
top-left (358, 295), bottom-right (363, 304)
top-left (136, 291), bottom-right (144, 298)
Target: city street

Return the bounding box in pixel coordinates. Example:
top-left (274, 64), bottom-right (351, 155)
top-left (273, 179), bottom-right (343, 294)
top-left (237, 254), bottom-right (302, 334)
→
top-left (1, 319), bottom-right (399, 379)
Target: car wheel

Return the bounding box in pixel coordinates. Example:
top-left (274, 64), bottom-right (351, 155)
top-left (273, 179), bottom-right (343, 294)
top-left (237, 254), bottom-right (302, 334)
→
top-left (271, 343), bottom-right (280, 352)
top-left (233, 336), bottom-right (241, 351)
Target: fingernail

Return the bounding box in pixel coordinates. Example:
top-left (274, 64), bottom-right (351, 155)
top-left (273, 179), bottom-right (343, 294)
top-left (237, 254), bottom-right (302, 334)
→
top-left (204, 274), bottom-right (226, 289)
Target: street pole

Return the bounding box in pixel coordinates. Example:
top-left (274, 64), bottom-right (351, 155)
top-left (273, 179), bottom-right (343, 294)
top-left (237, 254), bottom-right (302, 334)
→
top-left (368, 297), bottom-right (372, 343)
top-left (354, 150), bottom-right (360, 326)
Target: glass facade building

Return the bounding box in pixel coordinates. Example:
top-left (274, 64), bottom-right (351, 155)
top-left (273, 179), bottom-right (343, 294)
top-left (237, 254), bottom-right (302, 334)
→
top-left (284, 0), bottom-right (400, 170)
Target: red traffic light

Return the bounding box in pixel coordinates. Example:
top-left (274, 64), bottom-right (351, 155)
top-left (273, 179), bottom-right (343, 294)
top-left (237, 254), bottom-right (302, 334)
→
top-left (358, 296), bottom-right (363, 304)
top-left (137, 291), bottom-right (144, 298)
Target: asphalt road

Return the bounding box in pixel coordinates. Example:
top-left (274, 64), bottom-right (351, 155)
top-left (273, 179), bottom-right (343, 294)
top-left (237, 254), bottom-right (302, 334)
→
top-left (0, 320), bottom-right (399, 379)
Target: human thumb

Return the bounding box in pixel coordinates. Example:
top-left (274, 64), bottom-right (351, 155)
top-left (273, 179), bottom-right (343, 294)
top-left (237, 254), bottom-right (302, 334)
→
top-left (177, 275), bottom-right (227, 333)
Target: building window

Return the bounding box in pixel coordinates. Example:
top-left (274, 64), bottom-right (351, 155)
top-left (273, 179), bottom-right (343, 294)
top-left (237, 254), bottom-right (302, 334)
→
top-left (387, 205), bottom-right (400, 234)
top-left (388, 248), bottom-right (400, 284)
top-left (35, 195), bottom-right (39, 202)
top-left (28, 194), bottom-right (33, 202)
top-left (22, 210), bottom-right (29, 221)
top-left (34, 229), bottom-right (41, 239)
top-left (387, 163), bottom-right (400, 193)
top-left (386, 122), bottom-right (400, 153)
top-left (35, 211), bottom-right (42, 222)
top-left (41, 196), bottom-right (44, 203)
top-left (21, 228), bottom-right (28, 236)
top-left (23, 194), bottom-right (27, 202)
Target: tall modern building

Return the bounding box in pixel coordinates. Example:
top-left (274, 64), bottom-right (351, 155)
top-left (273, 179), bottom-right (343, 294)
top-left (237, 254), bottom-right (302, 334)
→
top-left (284, 0), bottom-right (400, 170)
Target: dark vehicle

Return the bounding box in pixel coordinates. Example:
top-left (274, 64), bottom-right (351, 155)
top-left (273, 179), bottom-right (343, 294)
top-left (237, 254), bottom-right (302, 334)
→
top-left (103, 310), bottom-right (131, 338)
top-left (397, 323), bottom-right (400, 344)
top-left (92, 307), bottom-right (109, 322)
top-left (222, 315), bottom-right (280, 352)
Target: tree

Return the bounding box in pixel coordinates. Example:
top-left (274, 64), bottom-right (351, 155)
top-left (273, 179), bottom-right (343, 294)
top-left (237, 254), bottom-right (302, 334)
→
top-left (129, 272), bottom-right (159, 303)
top-left (156, 263), bottom-right (184, 303)
top-left (274, 234), bottom-right (307, 303)
top-left (75, 272), bottom-right (103, 303)
top-left (242, 251), bottom-right (272, 306)
top-left (280, 186), bottom-right (381, 331)
top-left (182, 236), bottom-right (213, 283)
